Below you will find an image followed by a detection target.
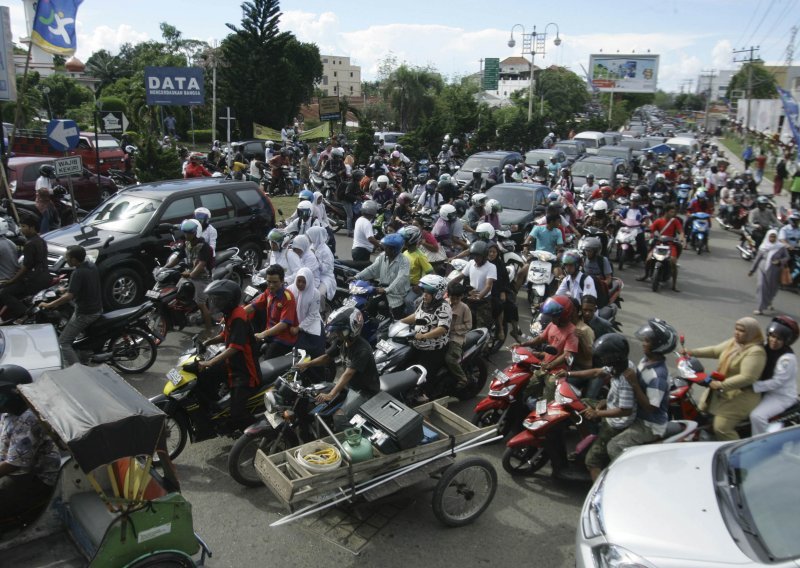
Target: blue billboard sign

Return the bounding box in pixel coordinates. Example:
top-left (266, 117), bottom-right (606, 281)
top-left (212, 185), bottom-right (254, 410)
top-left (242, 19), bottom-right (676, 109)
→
top-left (145, 66), bottom-right (205, 106)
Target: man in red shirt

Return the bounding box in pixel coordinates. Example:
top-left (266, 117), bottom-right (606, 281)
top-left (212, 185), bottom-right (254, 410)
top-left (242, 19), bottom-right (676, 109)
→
top-left (267, 149), bottom-right (291, 195)
top-left (636, 203), bottom-right (685, 292)
top-left (184, 155), bottom-right (211, 178)
top-left (248, 264), bottom-right (298, 359)
top-left (199, 280), bottom-right (262, 428)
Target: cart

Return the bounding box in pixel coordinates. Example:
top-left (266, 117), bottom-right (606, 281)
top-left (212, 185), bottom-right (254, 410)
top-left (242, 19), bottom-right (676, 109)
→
top-left (254, 399), bottom-right (501, 528)
top-left (0, 364), bottom-right (211, 567)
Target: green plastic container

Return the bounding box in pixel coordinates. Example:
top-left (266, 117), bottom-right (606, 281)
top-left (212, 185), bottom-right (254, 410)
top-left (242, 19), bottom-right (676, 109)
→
top-left (343, 427), bottom-right (373, 463)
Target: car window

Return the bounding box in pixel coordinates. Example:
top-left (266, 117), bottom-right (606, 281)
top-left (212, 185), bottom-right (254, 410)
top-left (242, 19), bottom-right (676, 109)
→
top-left (488, 186), bottom-right (537, 210)
top-left (199, 192), bottom-right (233, 221)
top-left (234, 188), bottom-right (266, 211)
top-left (23, 164), bottom-right (42, 183)
top-left (383, 134), bottom-right (399, 143)
top-left (159, 197), bottom-right (196, 225)
top-left (82, 195), bottom-right (159, 233)
top-left (96, 137), bottom-right (120, 149)
top-left (461, 156), bottom-right (502, 173)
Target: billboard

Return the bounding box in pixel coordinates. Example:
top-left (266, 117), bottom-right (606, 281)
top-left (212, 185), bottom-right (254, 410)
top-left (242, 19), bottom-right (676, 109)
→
top-left (145, 66), bottom-right (205, 106)
top-left (318, 96), bottom-right (341, 121)
top-left (588, 54), bottom-right (659, 93)
top-left (482, 58), bottom-right (500, 91)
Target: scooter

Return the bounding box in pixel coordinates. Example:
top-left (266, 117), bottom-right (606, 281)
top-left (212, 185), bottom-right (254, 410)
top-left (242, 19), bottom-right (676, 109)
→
top-left (524, 249), bottom-right (558, 319)
top-left (613, 217), bottom-right (643, 270)
top-left (688, 212), bottom-right (711, 254)
top-left (649, 236), bottom-right (675, 293)
top-left (342, 279), bottom-right (392, 346)
top-left (323, 197), bottom-right (348, 233)
top-left (374, 320), bottom-right (489, 399)
top-left (501, 377), bottom-right (698, 482)
top-left (676, 183), bottom-right (691, 213)
top-left (736, 224), bottom-right (762, 261)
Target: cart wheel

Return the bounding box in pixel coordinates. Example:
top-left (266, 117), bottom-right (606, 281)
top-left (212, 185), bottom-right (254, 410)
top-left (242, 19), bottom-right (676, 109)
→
top-left (129, 551), bottom-right (194, 567)
top-left (432, 457), bottom-right (497, 527)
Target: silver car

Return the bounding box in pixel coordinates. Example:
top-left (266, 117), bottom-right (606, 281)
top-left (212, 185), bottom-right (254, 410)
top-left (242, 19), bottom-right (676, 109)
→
top-left (0, 324), bottom-right (62, 378)
top-left (576, 425), bottom-right (800, 567)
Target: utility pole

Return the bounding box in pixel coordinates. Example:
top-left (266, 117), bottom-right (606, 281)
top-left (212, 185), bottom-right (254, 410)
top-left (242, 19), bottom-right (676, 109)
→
top-left (733, 46), bottom-right (760, 135)
top-left (785, 26), bottom-right (797, 91)
top-left (700, 69), bottom-right (717, 132)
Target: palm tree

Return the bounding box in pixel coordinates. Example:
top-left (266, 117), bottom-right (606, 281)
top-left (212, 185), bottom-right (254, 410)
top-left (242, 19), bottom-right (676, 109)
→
top-left (85, 50), bottom-right (123, 94)
top-left (383, 65), bottom-right (443, 131)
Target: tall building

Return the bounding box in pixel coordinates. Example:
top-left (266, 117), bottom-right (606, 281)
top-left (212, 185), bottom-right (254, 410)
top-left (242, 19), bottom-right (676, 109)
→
top-left (318, 55), bottom-right (361, 98)
top-left (482, 56), bottom-right (538, 102)
top-left (694, 70), bottom-right (735, 101)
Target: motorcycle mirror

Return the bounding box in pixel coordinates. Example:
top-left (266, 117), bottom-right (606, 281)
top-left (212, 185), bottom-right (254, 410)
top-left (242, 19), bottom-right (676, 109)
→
top-left (679, 335), bottom-right (685, 346)
top-left (155, 223), bottom-right (175, 234)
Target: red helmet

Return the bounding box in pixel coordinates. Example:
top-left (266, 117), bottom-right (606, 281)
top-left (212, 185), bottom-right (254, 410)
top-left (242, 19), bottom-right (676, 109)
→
top-left (540, 295), bottom-right (574, 326)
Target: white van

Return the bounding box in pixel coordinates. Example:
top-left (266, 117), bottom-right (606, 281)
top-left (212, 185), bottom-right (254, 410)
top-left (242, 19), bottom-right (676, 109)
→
top-left (666, 137), bottom-right (699, 157)
top-left (573, 131), bottom-right (607, 155)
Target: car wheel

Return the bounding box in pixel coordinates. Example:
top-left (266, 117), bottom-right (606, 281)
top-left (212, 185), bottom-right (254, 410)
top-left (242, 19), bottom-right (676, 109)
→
top-left (238, 241), bottom-right (263, 274)
top-left (103, 267), bottom-right (143, 309)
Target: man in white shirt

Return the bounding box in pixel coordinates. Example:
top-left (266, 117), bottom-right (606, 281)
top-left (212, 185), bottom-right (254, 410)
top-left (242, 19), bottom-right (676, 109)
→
top-left (556, 249), bottom-right (596, 302)
top-left (351, 200), bottom-right (381, 262)
top-left (580, 174), bottom-right (598, 201)
top-left (449, 241), bottom-right (496, 328)
top-left (35, 164), bottom-right (55, 193)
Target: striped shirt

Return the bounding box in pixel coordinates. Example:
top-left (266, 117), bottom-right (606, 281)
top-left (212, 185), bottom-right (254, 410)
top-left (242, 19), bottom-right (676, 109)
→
top-left (636, 358), bottom-right (670, 435)
top-left (606, 361), bottom-right (637, 430)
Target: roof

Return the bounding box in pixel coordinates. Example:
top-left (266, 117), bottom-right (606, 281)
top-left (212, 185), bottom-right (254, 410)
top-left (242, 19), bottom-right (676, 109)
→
top-left (490, 182), bottom-right (549, 191)
top-left (8, 156), bottom-right (57, 166)
top-left (65, 56), bottom-right (85, 72)
top-left (467, 151), bottom-right (522, 158)
top-left (121, 177), bottom-right (252, 199)
top-left (501, 56), bottom-right (531, 66)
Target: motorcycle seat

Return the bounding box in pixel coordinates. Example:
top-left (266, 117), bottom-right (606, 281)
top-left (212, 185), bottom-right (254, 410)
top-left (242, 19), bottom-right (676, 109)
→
top-left (215, 248), bottom-right (237, 264)
top-left (88, 304), bottom-right (150, 332)
top-left (663, 421), bottom-right (685, 438)
top-left (336, 259), bottom-right (371, 270)
top-left (379, 369), bottom-right (420, 398)
top-left (259, 353), bottom-right (293, 381)
top-left (463, 329), bottom-right (485, 351)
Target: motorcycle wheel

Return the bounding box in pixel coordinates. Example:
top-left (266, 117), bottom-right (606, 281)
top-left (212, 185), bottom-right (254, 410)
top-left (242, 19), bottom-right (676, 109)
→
top-left (109, 328), bottom-right (157, 373)
top-left (227, 270), bottom-right (243, 288)
top-left (456, 359), bottom-right (489, 401)
top-left (128, 552), bottom-right (194, 568)
top-left (696, 239), bottom-right (703, 255)
top-left (471, 408), bottom-right (504, 429)
top-left (501, 446), bottom-right (549, 476)
top-left (146, 308), bottom-right (169, 342)
top-left (432, 457), bottom-right (497, 528)
top-left (283, 179), bottom-right (296, 197)
top-left (651, 264), bottom-right (662, 293)
top-left (228, 429), bottom-right (295, 488)
top-left (160, 412), bottom-right (189, 461)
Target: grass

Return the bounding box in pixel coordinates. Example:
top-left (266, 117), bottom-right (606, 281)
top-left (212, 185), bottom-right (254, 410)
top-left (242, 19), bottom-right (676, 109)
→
top-left (721, 135), bottom-right (776, 182)
top-left (269, 195), bottom-right (299, 221)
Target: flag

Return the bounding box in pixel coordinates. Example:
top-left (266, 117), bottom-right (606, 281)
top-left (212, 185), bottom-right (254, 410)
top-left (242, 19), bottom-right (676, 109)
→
top-left (777, 86), bottom-right (800, 152)
top-left (252, 123), bottom-right (281, 141)
top-left (31, 0), bottom-right (83, 56)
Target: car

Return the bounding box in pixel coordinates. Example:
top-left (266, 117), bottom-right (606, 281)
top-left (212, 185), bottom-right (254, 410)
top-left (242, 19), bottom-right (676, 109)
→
top-left (570, 155), bottom-right (629, 189)
top-left (602, 132), bottom-right (622, 146)
top-left (374, 131), bottom-right (405, 152)
top-left (13, 131), bottom-right (126, 174)
top-left (555, 140), bottom-right (588, 163)
top-left (666, 136), bottom-right (700, 157)
top-left (484, 182), bottom-right (549, 243)
top-left (596, 145), bottom-right (635, 170)
top-left (572, 131), bottom-right (608, 155)
top-left (524, 148), bottom-right (571, 168)
top-left (454, 151), bottom-right (523, 186)
top-left (8, 156), bottom-right (117, 209)
top-left (0, 324), bottom-right (62, 378)
top-left (231, 140), bottom-right (267, 161)
top-left (576, 426), bottom-right (800, 568)
top-left (44, 178), bottom-right (276, 310)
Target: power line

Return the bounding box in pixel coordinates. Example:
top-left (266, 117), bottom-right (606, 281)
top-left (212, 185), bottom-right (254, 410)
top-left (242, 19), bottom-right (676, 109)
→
top-left (733, 46), bottom-right (761, 132)
top-left (735, 0), bottom-right (764, 49)
top-left (745, 0), bottom-right (777, 48)
top-left (756, 0), bottom-right (795, 48)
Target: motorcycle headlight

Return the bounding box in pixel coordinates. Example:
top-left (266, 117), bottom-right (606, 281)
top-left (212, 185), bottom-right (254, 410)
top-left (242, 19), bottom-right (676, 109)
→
top-left (10, 180), bottom-right (16, 194)
top-left (488, 386), bottom-right (512, 397)
top-left (522, 418), bottom-right (548, 430)
top-left (592, 544), bottom-right (656, 568)
top-left (554, 389), bottom-right (574, 406)
top-left (264, 389), bottom-right (278, 412)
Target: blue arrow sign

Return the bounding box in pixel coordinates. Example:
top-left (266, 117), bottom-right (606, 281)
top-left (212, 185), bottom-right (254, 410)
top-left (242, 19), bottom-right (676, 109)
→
top-left (46, 119), bottom-right (80, 152)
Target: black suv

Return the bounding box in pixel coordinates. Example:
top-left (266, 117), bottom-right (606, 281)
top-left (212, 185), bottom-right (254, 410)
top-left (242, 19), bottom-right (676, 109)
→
top-left (44, 178), bottom-right (276, 309)
top-left (453, 151), bottom-right (523, 186)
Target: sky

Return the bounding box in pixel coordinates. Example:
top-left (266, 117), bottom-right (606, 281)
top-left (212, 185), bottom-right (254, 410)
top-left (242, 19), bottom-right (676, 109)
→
top-left (7, 0), bottom-right (800, 92)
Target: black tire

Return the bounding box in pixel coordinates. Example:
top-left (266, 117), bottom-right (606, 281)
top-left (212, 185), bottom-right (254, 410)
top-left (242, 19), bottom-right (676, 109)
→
top-left (432, 457), bottom-right (497, 527)
top-left (161, 412), bottom-right (189, 461)
top-left (282, 179), bottom-right (296, 196)
top-left (227, 269), bottom-right (243, 288)
top-left (109, 328), bottom-right (157, 373)
top-left (99, 188), bottom-right (114, 202)
top-left (103, 266), bottom-right (143, 310)
top-left (238, 241), bottom-right (263, 274)
top-left (228, 429), bottom-right (294, 488)
top-left (128, 551), bottom-right (194, 567)
top-left (651, 264), bottom-right (662, 293)
top-left (456, 359), bottom-right (488, 401)
top-left (616, 246), bottom-right (624, 271)
top-left (471, 408), bottom-right (504, 429)
top-left (501, 446), bottom-right (550, 477)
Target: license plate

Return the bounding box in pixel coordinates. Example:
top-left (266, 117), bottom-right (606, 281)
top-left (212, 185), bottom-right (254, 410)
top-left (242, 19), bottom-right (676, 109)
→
top-left (535, 399), bottom-right (548, 416)
top-left (167, 368), bottom-right (183, 385)
top-left (493, 369), bottom-right (510, 383)
top-left (146, 289), bottom-right (160, 299)
top-left (376, 339), bottom-right (394, 353)
top-left (244, 285), bottom-right (258, 297)
top-left (265, 411), bottom-right (282, 428)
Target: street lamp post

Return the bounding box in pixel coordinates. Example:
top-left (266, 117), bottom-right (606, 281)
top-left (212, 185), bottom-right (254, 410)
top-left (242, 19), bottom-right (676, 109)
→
top-left (507, 22), bottom-right (561, 122)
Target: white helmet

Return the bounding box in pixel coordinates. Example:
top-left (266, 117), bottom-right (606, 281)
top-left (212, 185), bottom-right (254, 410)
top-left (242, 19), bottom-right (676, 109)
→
top-left (696, 160), bottom-right (705, 167)
top-left (265, 140), bottom-right (274, 147)
top-left (475, 222), bottom-right (495, 240)
top-left (486, 198), bottom-right (502, 213)
top-left (361, 200), bottom-right (379, 216)
top-left (592, 200), bottom-right (608, 212)
top-left (655, 173), bottom-right (665, 181)
top-left (377, 174), bottom-right (390, 185)
top-left (418, 274), bottom-right (447, 300)
top-left (0, 218), bottom-right (9, 235)
top-left (472, 193), bottom-right (487, 205)
top-left (548, 132), bottom-right (555, 137)
top-left (439, 203), bottom-right (457, 221)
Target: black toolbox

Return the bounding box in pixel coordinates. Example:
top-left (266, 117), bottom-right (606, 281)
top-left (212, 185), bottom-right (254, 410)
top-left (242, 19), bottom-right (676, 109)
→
top-left (355, 391), bottom-right (423, 451)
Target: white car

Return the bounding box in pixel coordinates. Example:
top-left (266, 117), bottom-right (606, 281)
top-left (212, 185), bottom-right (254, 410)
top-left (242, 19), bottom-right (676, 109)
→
top-left (0, 324), bottom-right (62, 379)
top-left (576, 426), bottom-right (800, 567)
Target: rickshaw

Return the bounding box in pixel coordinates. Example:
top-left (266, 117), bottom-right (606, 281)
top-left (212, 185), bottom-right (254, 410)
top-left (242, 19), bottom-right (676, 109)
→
top-left (0, 364), bottom-right (211, 567)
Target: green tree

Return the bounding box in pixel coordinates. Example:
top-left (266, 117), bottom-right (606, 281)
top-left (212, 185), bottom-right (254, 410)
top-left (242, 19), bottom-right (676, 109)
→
top-left (3, 73), bottom-right (43, 128)
top-left (673, 93), bottom-right (705, 111)
top-left (534, 67), bottom-right (590, 126)
top-left (726, 62), bottom-right (777, 99)
top-left (135, 135), bottom-right (182, 182)
top-left (354, 124), bottom-right (375, 165)
top-left (653, 90), bottom-right (674, 110)
top-left (39, 74), bottom-right (93, 118)
top-left (383, 65), bottom-right (444, 131)
top-left (85, 49), bottom-right (124, 95)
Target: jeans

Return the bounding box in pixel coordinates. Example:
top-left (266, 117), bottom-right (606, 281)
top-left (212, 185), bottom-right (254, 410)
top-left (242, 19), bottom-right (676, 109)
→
top-left (341, 201), bottom-right (354, 235)
top-left (352, 247), bottom-right (371, 262)
top-left (59, 311), bottom-right (101, 366)
top-left (444, 341), bottom-right (468, 385)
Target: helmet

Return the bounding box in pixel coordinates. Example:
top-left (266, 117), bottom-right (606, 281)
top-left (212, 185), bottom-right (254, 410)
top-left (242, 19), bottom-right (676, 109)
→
top-left (696, 160), bottom-right (705, 167)
top-left (790, 210), bottom-right (800, 222)
top-left (39, 164), bottom-right (55, 178)
top-left (398, 225), bottom-right (421, 246)
top-left (756, 195), bottom-right (769, 206)
top-left (598, 179), bottom-right (610, 188)
top-left (540, 295), bottom-right (574, 326)
top-left (452, 138), bottom-right (460, 145)
top-left (204, 279), bottom-right (242, 314)
top-left (391, 150), bottom-right (400, 159)
top-left (634, 318), bottom-right (678, 354)
top-left (194, 207), bottom-right (211, 228)
top-left (547, 191), bottom-right (560, 202)
top-left (268, 228), bottom-right (287, 244)
top-left (548, 132), bottom-right (555, 137)
top-left (475, 222), bottom-right (495, 241)
top-left (469, 240), bottom-right (489, 261)
top-left (377, 175), bottom-right (390, 186)
top-left (297, 200), bottom-right (313, 220)
top-left (592, 200), bottom-right (608, 212)
top-left (472, 193), bottom-right (487, 205)
top-left (380, 233), bottom-right (405, 255)
top-left (587, 173), bottom-right (595, 180)
top-left (299, 189), bottom-right (314, 201)
top-left (453, 199), bottom-right (468, 216)
top-left (361, 200), bottom-right (379, 217)
top-left (326, 306), bottom-right (364, 338)
top-left (630, 193), bottom-right (641, 202)
top-left (439, 203), bottom-right (457, 222)
top-left (180, 219), bottom-right (202, 235)
top-left (439, 173), bottom-right (452, 184)
top-left (486, 198), bottom-right (502, 213)
top-left (561, 249), bottom-right (581, 266)
top-left (652, 198), bottom-right (666, 210)
top-left (352, 169), bottom-right (365, 182)
top-left (442, 144), bottom-right (449, 151)
top-left (177, 279), bottom-right (196, 302)
top-left (397, 192), bottom-right (413, 206)
top-left (537, 159), bottom-right (546, 167)
top-left (504, 164), bottom-right (514, 173)
top-left (0, 365), bottom-right (33, 414)
top-left (655, 173), bottom-right (665, 181)
top-left (425, 179), bottom-right (438, 191)
top-left (125, 145), bottom-right (136, 154)
top-left (583, 236), bottom-right (602, 252)
top-left (592, 333), bottom-right (630, 371)
top-left (418, 274), bottom-right (447, 301)
top-left (696, 190), bottom-right (707, 200)
top-left (331, 147), bottom-right (344, 158)
top-left (417, 173), bottom-right (428, 184)
top-left (767, 315), bottom-right (799, 346)
top-left (265, 140), bottom-right (274, 147)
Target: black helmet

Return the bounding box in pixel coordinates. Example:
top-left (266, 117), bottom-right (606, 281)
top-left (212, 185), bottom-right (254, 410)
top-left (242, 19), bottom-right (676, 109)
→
top-left (592, 333), bottom-right (630, 372)
top-left (453, 199), bottom-right (468, 216)
top-left (325, 306), bottom-right (364, 338)
top-left (469, 240), bottom-right (489, 261)
top-left (767, 315), bottom-right (799, 346)
top-left (176, 280), bottom-right (196, 303)
top-left (0, 364), bottom-right (33, 414)
top-left (472, 169), bottom-right (482, 179)
top-left (536, 159), bottom-right (545, 167)
top-left (352, 169), bottom-right (365, 182)
top-left (39, 164), bottom-right (56, 178)
top-left (634, 318), bottom-right (678, 354)
top-left (204, 279), bottom-right (242, 314)
top-left (756, 195), bottom-right (769, 207)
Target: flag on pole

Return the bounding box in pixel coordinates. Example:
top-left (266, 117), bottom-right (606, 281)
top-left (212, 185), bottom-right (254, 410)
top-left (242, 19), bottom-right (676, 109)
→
top-left (31, 0), bottom-right (83, 56)
top-left (777, 86), bottom-right (800, 154)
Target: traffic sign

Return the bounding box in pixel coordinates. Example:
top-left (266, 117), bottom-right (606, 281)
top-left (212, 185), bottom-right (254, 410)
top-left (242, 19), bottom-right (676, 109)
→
top-left (99, 111), bottom-right (129, 134)
top-left (46, 119), bottom-right (80, 152)
top-left (482, 58), bottom-right (500, 91)
top-left (54, 156), bottom-right (83, 177)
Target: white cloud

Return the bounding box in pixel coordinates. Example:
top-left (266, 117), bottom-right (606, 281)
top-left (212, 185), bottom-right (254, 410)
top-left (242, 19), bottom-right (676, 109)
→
top-left (75, 23), bottom-right (150, 61)
top-left (712, 39), bottom-right (733, 69)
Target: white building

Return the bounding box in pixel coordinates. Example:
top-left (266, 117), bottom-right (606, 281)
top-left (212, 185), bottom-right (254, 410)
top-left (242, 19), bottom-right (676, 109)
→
top-left (695, 69), bottom-right (736, 101)
top-left (318, 55), bottom-right (361, 98)
top-left (482, 56), bottom-right (539, 102)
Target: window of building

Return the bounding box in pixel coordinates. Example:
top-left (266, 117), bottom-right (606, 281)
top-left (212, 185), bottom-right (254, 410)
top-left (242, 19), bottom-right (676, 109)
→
top-left (334, 71), bottom-right (337, 77)
top-left (350, 85), bottom-right (354, 93)
top-left (322, 76), bottom-right (328, 85)
top-left (334, 85), bottom-right (337, 93)
top-left (350, 72), bottom-right (353, 77)
top-left (323, 58), bottom-right (328, 63)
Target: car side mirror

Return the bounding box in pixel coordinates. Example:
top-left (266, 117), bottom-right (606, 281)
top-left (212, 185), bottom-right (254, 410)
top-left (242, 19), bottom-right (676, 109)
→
top-left (155, 223), bottom-right (175, 235)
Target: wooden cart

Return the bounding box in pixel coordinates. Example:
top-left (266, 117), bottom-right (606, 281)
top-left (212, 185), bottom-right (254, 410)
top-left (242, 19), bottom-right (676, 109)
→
top-left (254, 399), bottom-right (501, 527)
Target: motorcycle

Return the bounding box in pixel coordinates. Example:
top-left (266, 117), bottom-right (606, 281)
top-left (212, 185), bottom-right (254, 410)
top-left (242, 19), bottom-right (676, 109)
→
top-left (342, 279), bottom-right (392, 347)
top-left (688, 212), bottom-right (711, 254)
top-left (676, 183), bottom-right (691, 213)
top-left (227, 351), bottom-right (429, 487)
top-left (374, 320), bottom-right (489, 400)
top-left (501, 377), bottom-right (698, 482)
top-left (308, 170), bottom-right (339, 199)
top-left (524, 250), bottom-right (558, 318)
top-left (323, 197), bottom-right (348, 234)
top-left (107, 168), bottom-right (139, 188)
top-left (650, 236), bottom-right (675, 293)
top-left (150, 336), bottom-right (296, 460)
top-left (736, 224), bottom-right (763, 261)
top-left (613, 217), bottom-right (643, 270)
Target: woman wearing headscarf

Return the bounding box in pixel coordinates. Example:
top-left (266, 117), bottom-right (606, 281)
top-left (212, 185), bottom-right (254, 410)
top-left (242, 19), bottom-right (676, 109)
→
top-left (290, 235), bottom-right (320, 290)
top-left (306, 226), bottom-right (336, 303)
top-left (312, 191), bottom-right (337, 254)
top-left (682, 317), bottom-right (767, 440)
top-left (748, 229), bottom-right (788, 315)
top-left (750, 316), bottom-right (799, 435)
top-left (288, 267), bottom-right (325, 378)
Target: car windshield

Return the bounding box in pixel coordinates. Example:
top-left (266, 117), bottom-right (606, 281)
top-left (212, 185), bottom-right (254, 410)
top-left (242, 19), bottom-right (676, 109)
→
top-left (525, 151), bottom-right (553, 163)
top-left (556, 145), bottom-right (579, 156)
top-left (570, 161), bottom-right (614, 179)
top-left (487, 186), bottom-right (537, 210)
top-left (96, 138), bottom-right (121, 149)
top-left (81, 194), bottom-right (159, 233)
top-left (461, 156), bottom-right (502, 173)
top-left (719, 426), bottom-right (800, 560)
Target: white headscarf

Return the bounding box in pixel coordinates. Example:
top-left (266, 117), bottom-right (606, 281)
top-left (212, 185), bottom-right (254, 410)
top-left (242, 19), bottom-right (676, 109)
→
top-left (288, 267), bottom-right (322, 335)
top-left (306, 226), bottom-right (336, 300)
top-left (291, 234), bottom-right (320, 288)
top-left (313, 191), bottom-right (329, 226)
top-left (759, 229), bottom-right (785, 264)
